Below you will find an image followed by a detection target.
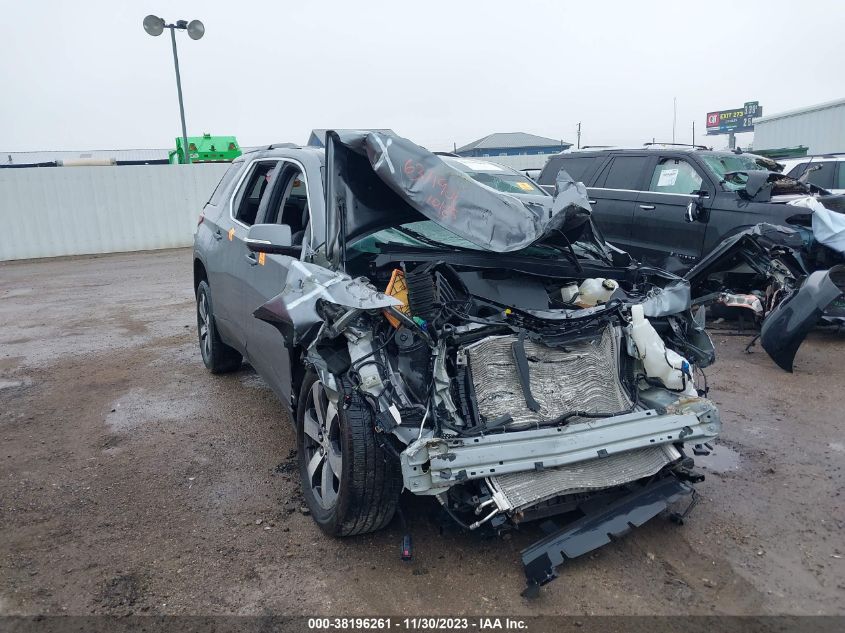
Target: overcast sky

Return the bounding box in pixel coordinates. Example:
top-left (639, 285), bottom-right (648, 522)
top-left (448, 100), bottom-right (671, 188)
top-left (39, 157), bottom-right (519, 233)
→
top-left (2, 0), bottom-right (843, 153)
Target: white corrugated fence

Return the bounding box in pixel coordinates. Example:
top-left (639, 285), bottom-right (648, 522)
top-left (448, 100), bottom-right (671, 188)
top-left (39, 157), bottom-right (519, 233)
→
top-left (0, 164), bottom-right (229, 261)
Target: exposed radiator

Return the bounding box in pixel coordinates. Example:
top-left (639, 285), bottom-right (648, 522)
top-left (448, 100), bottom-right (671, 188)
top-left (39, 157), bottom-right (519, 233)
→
top-left (462, 325), bottom-right (631, 429)
top-left (488, 445), bottom-right (680, 512)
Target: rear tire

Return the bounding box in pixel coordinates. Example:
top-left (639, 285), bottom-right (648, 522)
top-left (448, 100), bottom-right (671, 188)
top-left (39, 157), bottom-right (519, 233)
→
top-left (196, 280), bottom-right (242, 374)
top-left (296, 372), bottom-right (402, 536)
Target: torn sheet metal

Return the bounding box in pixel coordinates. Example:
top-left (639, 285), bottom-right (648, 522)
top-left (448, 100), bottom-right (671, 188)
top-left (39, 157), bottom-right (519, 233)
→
top-left (325, 130), bottom-right (592, 254)
top-left (253, 259), bottom-right (400, 346)
top-left (639, 280), bottom-right (691, 317)
top-left (760, 265), bottom-right (845, 372)
top-left (717, 292), bottom-right (764, 315)
top-left (684, 223), bottom-right (807, 291)
top-left (787, 196), bottom-right (845, 255)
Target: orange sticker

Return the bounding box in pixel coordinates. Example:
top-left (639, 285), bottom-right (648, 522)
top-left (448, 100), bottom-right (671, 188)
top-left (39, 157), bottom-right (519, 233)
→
top-left (228, 227), bottom-right (235, 241)
top-left (258, 252), bottom-right (266, 265)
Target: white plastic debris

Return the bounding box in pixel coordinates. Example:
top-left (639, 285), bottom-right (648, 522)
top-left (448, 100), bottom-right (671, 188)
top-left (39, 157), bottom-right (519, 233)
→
top-left (629, 304), bottom-right (696, 396)
top-left (788, 196), bottom-right (845, 255)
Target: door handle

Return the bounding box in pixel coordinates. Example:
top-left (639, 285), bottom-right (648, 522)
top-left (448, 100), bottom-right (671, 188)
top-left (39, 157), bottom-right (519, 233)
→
top-left (588, 199), bottom-right (597, 205)
top-left (639, 204), bottom-right (656, 210)
top-left (245, 253), bottom-right (258, 266)
top-left (213, 229), bottom-right (223, 241)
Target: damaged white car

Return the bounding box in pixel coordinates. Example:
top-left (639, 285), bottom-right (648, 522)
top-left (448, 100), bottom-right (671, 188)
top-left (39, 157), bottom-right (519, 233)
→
top-left (193, 131), bottom-right (722, 595)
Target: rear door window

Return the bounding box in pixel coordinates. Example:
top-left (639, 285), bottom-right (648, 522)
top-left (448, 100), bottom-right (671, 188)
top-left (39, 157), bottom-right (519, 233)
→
top-left (232, 161), bottom-right (279, 226)
top-left (596, 156), bottom-right (650, 190)
top-left (648, 158), bottom-right (704, 194)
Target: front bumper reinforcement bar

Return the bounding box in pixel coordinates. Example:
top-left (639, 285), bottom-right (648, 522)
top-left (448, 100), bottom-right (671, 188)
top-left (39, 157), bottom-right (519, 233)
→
top-left (401, 403), bottom-right (720, 494)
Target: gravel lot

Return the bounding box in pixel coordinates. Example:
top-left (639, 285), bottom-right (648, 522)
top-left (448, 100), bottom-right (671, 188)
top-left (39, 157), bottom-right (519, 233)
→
top-left (1, 248), bottom-right (843, 616)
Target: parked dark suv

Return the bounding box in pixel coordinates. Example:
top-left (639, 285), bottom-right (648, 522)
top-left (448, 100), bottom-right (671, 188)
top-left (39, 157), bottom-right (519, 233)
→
top-left (537, 146), bottom-right (828, 273)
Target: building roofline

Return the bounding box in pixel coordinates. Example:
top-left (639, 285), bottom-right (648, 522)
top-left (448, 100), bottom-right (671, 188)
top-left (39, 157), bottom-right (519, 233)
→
top-left (755, 98), bottom-right (845, 124)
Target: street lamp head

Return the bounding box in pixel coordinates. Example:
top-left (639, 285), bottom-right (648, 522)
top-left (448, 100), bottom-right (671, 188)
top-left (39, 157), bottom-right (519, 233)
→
top-left (187, 20), bottom-right (205, 40)
top-left (142, 14), bottom-right (165, 37)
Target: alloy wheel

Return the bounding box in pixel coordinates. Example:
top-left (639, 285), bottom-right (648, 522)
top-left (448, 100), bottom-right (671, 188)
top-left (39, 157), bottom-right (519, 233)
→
top-left (302, 380), bottom-right (342, 509)
top-left (197, 292), bottom-right (211, 362)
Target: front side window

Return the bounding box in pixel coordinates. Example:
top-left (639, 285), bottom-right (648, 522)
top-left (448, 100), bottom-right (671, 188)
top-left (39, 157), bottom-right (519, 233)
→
top-left (271, 166), bottom-right (310, 245)
top-left (233, 161), bottom-right (278, 226)
top-left (648, 158), bottom-right (703, 194)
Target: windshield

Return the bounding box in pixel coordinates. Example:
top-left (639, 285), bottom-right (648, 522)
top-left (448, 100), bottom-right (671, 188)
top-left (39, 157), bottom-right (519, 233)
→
top-left (700, 152), bottom-right (772, 191)
top-left (349, 220), bottom-right (609, 262)
top-left (442, 157), bottom-right (547, 196)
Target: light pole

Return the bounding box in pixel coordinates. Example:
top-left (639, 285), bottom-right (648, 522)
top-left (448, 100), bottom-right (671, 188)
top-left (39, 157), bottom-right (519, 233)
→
top-left (143, 15), bottom-right (205, 164)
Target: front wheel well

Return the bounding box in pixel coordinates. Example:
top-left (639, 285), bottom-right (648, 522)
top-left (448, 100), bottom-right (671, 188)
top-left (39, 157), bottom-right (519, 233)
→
top-left (193, 258), bottom-right (208, 296)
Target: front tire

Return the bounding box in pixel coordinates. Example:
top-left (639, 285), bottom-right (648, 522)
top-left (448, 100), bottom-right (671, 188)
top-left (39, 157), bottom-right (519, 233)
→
top-left (297, 372), bottom-right (402, 536)
top-left (196, 280), bottom-right (242, 374)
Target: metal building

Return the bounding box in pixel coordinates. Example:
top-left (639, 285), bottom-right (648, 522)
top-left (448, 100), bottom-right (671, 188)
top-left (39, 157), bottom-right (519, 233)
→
top-left (456, 132), bottom-right (571, 158)
top-left (752, 98), bottom-right (845, 155)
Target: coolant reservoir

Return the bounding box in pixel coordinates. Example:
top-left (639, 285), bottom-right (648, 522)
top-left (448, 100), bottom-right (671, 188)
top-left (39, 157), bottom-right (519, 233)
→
top-left (576, 278), bottom-right (619, 307)
top-left (629, 304), bottom-right (696, 396)
top-left (560, 283), bottom-right (579, 303)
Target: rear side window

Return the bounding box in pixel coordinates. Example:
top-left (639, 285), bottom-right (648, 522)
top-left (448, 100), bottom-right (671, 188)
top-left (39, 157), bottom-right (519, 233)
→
top-left (597, 156), bottom-right (649, 190)
top-left (788, 162), bottom-right (835, 189)
top-left (648, 158), bottom-right (703, 194)
top-left (207, 160), bottom-right (242, 206)
top-left (547, 156), bottom-right (597, 184)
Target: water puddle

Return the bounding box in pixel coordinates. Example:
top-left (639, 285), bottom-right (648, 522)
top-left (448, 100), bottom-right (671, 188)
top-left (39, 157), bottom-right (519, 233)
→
top-left (696, 443), bottom-right (741, 474)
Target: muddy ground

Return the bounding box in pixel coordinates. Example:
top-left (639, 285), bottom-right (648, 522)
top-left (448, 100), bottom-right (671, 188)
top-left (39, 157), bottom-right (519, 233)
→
top-left (1, 248), bottom-right (843, 616)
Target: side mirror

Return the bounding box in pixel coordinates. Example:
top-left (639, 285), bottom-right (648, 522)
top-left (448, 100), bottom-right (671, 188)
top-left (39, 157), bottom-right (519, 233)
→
top-left (245, 224), bottom-right (302, 256)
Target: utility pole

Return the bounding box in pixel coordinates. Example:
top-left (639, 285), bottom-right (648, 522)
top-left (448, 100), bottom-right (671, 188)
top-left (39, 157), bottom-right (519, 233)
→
top-left (672, 97), bottom-right (677, 144)
top-left (576, 122), bottom-right (581, 149)
top-left (692, 120), bottom-right (695, 146)
top-left (143, 15), bottom-right (205, 164)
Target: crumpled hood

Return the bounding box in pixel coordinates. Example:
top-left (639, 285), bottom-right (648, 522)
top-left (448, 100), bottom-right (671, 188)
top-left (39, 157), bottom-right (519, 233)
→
top-left (324, 130), bottom-right (590, 257)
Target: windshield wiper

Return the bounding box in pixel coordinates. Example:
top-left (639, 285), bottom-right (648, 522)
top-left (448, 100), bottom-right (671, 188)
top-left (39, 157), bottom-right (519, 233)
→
top-left (392, 226), bottom-right (476, 253)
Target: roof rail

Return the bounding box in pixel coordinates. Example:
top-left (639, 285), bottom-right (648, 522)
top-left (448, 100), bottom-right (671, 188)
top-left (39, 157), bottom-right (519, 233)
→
top-left (580, 145), bottom-right (615, 149)
top-left (643, 142), bottom-right (710, 150)
top-left (267, 142), bottom-right (300, 150)
top-left (434, 151), bottom-right (459, 157)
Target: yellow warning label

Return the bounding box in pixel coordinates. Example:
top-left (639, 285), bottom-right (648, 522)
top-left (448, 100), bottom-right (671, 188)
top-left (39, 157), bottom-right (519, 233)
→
top-left (258, 252), bottom-right (266, 265)
top-left (383, 269), bottom-right (411, 328)
top-left (228, 227), bottom-right (235, 241)
top-left (516, 181), bottom-right (534, 191)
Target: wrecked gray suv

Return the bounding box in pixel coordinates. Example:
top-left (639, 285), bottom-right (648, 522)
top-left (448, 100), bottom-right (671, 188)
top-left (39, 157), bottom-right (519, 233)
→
top-left (193, 131), bottom-right (721, 594)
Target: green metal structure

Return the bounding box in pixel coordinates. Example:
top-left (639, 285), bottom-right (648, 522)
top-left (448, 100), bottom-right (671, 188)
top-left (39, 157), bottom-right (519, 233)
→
top-left (169, 133), bottom-right (242, 164)
top-left (752, 146), bottom-right (809, 160)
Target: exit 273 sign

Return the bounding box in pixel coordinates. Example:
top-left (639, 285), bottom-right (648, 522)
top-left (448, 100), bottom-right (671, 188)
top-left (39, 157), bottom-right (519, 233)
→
top-left (706, 101), bottom-right (762, 135)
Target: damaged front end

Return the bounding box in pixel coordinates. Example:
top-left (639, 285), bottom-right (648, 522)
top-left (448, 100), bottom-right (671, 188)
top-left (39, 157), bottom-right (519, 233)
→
top-left (256, 131), bottom-right (722, 594)
top-left (685, 223), bottom-right (845, 371)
